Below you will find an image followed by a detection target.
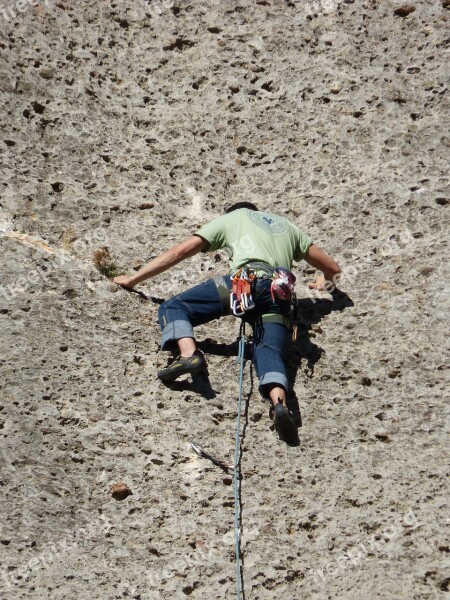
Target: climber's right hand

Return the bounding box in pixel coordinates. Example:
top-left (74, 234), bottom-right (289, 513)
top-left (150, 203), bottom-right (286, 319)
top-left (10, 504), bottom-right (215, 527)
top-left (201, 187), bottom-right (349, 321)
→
top-left (113, 275), bottom-right (135, 289)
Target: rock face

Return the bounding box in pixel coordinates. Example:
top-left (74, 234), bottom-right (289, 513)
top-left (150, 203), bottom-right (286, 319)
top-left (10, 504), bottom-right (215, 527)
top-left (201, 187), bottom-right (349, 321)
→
top-left (0, 1), bottom-right (448, 598)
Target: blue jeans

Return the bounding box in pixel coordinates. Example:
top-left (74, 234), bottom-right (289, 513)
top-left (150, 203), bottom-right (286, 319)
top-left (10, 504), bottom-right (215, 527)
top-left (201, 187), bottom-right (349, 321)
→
top-left (158, 275), bottom-right (291, 398)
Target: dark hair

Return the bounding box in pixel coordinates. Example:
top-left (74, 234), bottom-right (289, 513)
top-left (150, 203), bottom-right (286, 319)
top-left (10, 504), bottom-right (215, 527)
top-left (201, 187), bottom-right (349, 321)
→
top-left (225, 202), bottom-right (259, 214)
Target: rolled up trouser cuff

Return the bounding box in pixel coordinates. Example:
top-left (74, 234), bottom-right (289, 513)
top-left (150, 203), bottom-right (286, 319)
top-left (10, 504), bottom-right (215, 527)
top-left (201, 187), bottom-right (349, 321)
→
top-left (258, 371), bottom-right (289, 398)
top-left (161, 319), bottom-right (194, 350)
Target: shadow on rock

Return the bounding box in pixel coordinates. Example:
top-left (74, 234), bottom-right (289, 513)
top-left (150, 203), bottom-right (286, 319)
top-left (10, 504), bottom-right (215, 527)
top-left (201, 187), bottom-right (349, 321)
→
top-left (161, 365), bottom-right (218, 400)
top-left (285, 289), bottom-right (354, 424)
top-left (198, 337), bottom-right (253, 360)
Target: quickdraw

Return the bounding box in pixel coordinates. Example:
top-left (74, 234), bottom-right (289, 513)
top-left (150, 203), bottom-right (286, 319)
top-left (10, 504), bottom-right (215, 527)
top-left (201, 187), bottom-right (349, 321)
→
top-left (230, 267), bottom-right (257, 316)
top-left (270, 266), bottom-right (296, 301)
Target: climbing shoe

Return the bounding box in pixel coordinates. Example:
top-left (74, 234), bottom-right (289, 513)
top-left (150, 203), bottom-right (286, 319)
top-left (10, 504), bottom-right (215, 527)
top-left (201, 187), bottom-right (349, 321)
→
top-left (273, 403), bottom-right (299, 446)
top-left (157, 352), bottom-right (206, 383)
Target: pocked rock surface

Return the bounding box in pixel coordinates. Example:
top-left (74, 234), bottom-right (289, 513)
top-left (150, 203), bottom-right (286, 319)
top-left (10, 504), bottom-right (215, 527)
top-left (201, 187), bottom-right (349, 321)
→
top-left (0, 1), bottom-right (449, 598)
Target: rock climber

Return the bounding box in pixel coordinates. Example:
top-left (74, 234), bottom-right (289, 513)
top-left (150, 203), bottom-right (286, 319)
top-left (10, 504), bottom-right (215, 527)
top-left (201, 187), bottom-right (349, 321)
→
top-left (113, 202), bottom-right (341, 444)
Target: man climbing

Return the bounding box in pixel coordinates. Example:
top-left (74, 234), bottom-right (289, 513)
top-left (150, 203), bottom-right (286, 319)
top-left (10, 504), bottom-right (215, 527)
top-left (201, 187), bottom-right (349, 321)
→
top-left (113, 202), bottom-right (341, 444)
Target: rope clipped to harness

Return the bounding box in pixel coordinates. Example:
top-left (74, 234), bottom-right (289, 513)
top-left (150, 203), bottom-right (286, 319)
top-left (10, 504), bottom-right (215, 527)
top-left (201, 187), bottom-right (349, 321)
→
top-left (189, 324), bottom-right (247, 599)
top-left (230, 267), bottom-right (257, 316)
top-left (233, 320), bottom-right (247, 600)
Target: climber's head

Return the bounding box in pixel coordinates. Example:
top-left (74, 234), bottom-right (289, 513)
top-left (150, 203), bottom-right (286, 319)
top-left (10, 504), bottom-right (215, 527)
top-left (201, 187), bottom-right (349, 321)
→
top-left (224, 202), bottom-right (259, 214)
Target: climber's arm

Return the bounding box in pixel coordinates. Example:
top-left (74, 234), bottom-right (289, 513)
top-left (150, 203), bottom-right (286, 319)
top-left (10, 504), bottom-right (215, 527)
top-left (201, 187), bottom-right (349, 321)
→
top-left (304, 243), bottom-right (341, 291)
top-left (113, 235), bottom-right (208, 289)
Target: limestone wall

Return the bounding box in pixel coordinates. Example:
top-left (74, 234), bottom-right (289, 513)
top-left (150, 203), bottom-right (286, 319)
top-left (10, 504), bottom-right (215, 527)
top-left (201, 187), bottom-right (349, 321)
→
top-left (0, 1), bottom-right (448, 598)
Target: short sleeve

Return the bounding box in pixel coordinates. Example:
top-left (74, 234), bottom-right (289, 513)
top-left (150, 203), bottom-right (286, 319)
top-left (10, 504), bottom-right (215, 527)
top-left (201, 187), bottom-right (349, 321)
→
top-left (195, 215), bottom-right (227, 252)
top-left (293, 225), bottom-right (313, 261)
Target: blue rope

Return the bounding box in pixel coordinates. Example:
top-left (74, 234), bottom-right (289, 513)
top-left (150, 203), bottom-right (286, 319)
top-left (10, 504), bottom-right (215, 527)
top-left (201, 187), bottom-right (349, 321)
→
top-left (233, 322), bottom-right (246, 599)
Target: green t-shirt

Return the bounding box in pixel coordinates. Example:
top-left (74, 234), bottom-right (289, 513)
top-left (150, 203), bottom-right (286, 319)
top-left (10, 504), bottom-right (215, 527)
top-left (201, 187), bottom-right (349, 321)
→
top-left (195, 209), bottom-right (313, 272)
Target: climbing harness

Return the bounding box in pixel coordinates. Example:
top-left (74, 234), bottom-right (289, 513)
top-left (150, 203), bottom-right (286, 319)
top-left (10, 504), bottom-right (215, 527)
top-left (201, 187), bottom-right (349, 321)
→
top-left (244, 262), bottom-right (298, 342)
top-left (244, 261), bottom-right (296, 300)
top-left (230, 262), bottom-right (296, 317)
top-left (233, 320), bottom-right (247, 600)
top-left (230, 267), bottom-right (257, 316)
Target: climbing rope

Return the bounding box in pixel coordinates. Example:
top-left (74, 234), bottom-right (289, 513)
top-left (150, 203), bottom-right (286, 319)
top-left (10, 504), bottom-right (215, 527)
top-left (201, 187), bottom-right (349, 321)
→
top-left (233, 320), bottom-right (246, 599)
